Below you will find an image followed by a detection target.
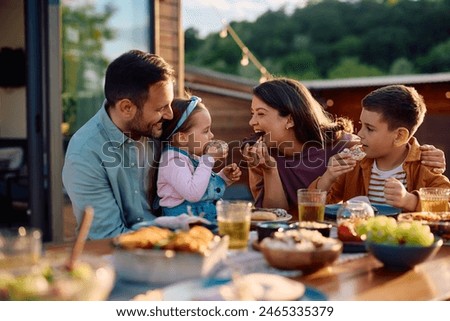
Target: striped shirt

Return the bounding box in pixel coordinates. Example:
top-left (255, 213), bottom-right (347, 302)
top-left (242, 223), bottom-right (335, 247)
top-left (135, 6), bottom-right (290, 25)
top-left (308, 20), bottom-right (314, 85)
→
top-left (368, 161), bottom-right (407, 204)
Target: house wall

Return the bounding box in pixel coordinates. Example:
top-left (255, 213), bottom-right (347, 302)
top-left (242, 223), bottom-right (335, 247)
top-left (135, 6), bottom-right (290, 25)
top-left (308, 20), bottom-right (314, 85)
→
top-left (156, 0), bottom-right (184, 97)
top-left (0, 0), bottom-right (26, 138)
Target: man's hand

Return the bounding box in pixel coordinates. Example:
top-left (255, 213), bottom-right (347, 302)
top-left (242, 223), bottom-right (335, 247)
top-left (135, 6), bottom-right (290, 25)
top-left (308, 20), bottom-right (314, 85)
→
top-left (420, 144), bottom-right (446, 174)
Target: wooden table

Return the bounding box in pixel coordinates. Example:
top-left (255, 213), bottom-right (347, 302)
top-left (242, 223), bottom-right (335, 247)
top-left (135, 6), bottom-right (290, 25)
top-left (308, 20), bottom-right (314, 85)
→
top-left (45, 239), bottom-right (450, 301)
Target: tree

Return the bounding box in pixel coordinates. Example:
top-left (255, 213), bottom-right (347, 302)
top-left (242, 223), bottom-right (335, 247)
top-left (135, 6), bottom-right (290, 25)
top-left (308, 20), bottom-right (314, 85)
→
top-left (62, 3), bottom-right (116, 135)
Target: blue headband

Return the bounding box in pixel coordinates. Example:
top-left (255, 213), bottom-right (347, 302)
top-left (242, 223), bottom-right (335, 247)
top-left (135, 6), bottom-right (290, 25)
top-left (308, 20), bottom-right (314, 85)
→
top-left (167, 96), bottom-right (202, 139)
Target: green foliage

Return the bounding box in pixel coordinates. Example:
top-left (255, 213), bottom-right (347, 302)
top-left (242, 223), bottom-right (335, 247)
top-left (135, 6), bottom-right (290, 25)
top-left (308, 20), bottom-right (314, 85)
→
top-left (62, 3), bottom-right (116, 135)
top-left (185, 0), bottom-right (450, 81)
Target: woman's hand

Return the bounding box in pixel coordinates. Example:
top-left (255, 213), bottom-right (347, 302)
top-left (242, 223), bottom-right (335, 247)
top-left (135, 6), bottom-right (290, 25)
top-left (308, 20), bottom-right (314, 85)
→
top-left (420, 144), bottom-right (446, 173)
top-left (241, 139), bottom-right (276, 171)
top-left (222, 163), bottom-right (242, 182)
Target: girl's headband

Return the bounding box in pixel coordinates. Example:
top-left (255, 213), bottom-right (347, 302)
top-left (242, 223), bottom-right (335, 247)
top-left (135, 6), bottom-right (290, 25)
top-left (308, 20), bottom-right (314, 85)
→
top-left (167, 96), bottom-right (202, 139)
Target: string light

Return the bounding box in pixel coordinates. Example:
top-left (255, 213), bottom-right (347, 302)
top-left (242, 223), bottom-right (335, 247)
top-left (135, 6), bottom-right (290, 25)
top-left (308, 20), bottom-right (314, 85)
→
top-left (240, 47), bottom-right (249, 66)
top-left (219, 27), bottom-right (228, 38)
top-left (219, 19), bottom-right (271, 83)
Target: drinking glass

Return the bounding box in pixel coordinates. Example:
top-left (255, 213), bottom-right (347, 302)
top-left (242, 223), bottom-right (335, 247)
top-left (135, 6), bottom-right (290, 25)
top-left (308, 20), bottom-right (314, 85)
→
top-left (297, 189), bottom-right (326, 222)
top-left (418, 187), bottom-right (450, 212)
top-left (216, 200), bottom-right (252, 250)
top-left (0, 226), bottom-right (42, 269)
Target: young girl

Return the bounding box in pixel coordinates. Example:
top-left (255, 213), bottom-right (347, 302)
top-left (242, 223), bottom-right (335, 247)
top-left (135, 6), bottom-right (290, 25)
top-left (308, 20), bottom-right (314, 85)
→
top-left (155, 96), bottom-right (241, 222)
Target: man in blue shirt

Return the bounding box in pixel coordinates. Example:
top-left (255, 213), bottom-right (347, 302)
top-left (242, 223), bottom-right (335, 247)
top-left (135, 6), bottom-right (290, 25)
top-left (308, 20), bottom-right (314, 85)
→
top-left (63, 50), bottom-right (174, 239)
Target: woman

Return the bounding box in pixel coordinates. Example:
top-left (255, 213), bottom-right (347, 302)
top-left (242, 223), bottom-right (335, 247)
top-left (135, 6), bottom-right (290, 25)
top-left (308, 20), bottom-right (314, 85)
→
top-left (242, 77), bottom-right (446, 219)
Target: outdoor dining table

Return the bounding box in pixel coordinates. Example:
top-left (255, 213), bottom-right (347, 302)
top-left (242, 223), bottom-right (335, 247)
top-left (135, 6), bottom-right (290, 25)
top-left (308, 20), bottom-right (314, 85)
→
top-left (45, 236), bottom-right (450, 301)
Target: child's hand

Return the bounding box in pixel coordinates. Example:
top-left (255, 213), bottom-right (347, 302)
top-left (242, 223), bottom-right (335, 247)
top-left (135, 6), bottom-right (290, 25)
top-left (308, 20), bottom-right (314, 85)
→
top-left (317, 152), bottom-right (356, 191)
top-left (204, 140), bottom-right (229, 161)
top-left (384, 177), bottom-right (418, 211)
top-left (222, 163), bottom-right (242, 182)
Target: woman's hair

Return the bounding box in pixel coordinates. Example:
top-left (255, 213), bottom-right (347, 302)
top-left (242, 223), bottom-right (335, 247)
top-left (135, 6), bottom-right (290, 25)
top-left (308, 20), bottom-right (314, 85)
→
top-left (148, 95), bottom-right (207, 215)
top-left (104, 50), bottom-right (174, 109)
top-left (253, 78), bottom-right (353, 147)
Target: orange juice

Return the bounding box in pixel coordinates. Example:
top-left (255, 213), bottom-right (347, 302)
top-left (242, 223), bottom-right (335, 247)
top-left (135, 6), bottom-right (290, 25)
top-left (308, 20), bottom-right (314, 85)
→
top-left (218, 219), bottom-right (250, 249)
top-left (298, 203), bottom-right (325, 222)
top-left (420, 199), bottom-right (449, 212)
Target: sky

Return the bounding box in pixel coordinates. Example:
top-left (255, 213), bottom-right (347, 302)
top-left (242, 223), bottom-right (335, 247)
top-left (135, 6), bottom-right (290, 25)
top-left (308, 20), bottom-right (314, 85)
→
top-left (183, 0), bottom-right (308, 38)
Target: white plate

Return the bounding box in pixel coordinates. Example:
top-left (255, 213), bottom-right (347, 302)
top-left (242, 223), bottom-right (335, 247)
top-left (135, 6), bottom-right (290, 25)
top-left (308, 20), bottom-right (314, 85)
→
top-left (251, 208), bottom-right (292, 226)
top-left (160, 273), bottom-right (305, 301)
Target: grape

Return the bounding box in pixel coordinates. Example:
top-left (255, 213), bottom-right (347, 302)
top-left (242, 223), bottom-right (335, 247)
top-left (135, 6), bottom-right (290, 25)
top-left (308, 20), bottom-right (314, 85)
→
top-left (356, 215), bottom-right (434, 247)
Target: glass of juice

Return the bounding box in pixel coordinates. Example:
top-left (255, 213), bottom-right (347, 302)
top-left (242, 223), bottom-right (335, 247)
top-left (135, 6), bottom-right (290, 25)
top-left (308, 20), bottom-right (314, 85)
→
top-left (297, 189), bottom-right (326, 222)
top-left (419, 187), bottom-right (450, 212)
top-left (216, 200), bottom-right (252, 250)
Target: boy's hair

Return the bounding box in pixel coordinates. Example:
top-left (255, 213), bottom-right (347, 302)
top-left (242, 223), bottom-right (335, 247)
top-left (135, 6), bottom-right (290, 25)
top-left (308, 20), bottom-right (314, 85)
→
top-left (361, 85), bottom-right (426, 136)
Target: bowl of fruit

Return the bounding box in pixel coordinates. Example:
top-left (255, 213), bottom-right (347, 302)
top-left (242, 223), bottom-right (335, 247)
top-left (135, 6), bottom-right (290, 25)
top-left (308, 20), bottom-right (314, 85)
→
top-left (357, 216), bottom-right (443, 270)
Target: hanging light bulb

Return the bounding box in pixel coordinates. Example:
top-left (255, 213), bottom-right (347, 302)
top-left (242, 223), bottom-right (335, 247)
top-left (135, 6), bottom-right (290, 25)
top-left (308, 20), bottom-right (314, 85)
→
top-left (259, 75), bottom-right (267, 83)
top-left (220, 27), bottom-right (228, 38)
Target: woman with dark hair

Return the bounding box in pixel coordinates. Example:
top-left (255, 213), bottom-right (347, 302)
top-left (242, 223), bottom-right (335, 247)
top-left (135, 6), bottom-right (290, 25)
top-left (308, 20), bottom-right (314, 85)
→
top-left (152, 96), bottom-right (241, 221)
top-left (242, 77), bottom-right (446, 220)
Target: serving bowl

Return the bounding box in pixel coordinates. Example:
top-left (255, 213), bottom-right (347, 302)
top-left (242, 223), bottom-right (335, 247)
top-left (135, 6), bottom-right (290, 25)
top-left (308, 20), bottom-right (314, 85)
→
top-left (259, 229), bottom-right (343, 272)
top-left (0, 253), bottom-right (115, 300)
top-left (112, 234), bottom-right (229, 285)
top-left (256, 221), bottom-right (291, 242)
top-left (289, 221), bottom-right (332, 237)
top-left (366, 237), bottom-right (443, 270)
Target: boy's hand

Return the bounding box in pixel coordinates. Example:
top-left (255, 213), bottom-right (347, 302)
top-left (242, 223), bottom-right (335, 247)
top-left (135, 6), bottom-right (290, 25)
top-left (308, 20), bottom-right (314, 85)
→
top-left (420, 144), bottom-right (446, 173)
top-left (222, 163), bottom-right (242, 182)
top-left (317, 152), bottom-right (356, 191)
top-left (384, 177), bottom-right (418, 211)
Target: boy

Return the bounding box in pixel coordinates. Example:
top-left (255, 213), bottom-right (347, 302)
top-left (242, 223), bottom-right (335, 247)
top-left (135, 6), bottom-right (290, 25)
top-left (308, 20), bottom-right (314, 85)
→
top-left (311, 84), bottom-right (450, 212)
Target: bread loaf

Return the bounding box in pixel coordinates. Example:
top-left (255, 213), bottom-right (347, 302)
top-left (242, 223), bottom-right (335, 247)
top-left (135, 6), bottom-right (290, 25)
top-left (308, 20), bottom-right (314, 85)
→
top-left (251, 211), bottom-right (278, 221)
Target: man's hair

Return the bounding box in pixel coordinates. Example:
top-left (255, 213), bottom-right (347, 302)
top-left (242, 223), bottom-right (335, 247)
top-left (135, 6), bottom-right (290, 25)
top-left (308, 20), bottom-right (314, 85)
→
top-left (104, 50), bottom-right (175, 109)
top-left (361, 84), bottom-right (426, 136)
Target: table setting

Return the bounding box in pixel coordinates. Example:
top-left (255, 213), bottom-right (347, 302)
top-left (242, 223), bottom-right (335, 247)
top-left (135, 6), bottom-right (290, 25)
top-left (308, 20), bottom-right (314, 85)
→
top-left (3, 190), bottom-right (450, 301)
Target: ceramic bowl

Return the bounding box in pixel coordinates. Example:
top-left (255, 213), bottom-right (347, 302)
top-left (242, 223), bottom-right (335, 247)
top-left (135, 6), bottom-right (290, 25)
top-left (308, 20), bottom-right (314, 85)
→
top-left (256, 221), bottom-right (292, 242)
top-left (366, 237), bottom-right (443, 270)
top-left (289, 221), bottom-right (332, 237)
top-left (259, 230), bottom-right (343, 272)
top-left (112, 235), bottom-right (228, 285)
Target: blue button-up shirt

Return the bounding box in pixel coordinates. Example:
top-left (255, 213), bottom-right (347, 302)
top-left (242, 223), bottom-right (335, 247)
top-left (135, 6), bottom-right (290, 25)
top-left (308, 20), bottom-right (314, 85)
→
top-left (62, 103), bottom-right (157, 239)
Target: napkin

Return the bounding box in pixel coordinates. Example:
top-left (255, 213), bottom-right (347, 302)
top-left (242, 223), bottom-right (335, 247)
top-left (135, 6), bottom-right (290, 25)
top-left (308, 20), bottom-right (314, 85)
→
top-left (130, 214), bottom-right (213, 231)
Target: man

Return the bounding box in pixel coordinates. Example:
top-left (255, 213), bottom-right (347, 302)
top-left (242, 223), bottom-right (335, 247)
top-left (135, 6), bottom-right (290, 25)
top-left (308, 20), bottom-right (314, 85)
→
top-left (63, 50), bottom-right (174, 239)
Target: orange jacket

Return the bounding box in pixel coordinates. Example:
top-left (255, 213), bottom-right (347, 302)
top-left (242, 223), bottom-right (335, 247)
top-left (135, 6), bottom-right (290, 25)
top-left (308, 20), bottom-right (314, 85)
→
top-left (309, 137), bottom-right (450, 211)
